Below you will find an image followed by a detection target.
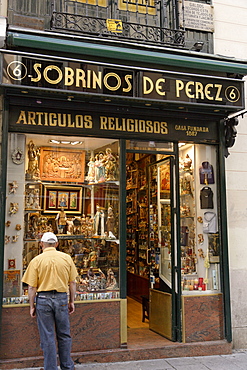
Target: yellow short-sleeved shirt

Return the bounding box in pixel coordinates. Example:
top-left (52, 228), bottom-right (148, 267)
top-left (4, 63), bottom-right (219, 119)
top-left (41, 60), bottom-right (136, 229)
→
top-left (22, 247), bottom-right (78, 292)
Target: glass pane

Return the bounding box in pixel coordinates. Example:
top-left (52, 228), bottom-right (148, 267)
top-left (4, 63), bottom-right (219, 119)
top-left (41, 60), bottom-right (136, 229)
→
top-left (180, 143), bottom-right (221, 294)
top-left (3, 133), bottom-right (120, 304)
top-left (126, 140), bottom-right (173, 152)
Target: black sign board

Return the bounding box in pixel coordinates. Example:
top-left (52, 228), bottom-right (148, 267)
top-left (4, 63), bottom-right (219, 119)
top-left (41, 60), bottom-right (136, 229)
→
top-left (9, 106), bottom-right (218, 143)
top-left (2, 52), bottom-right (244, 110)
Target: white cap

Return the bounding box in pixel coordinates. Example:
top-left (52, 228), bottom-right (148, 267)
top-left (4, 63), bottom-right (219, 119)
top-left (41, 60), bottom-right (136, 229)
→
top-left (41, 232), bottom-right (58, 243)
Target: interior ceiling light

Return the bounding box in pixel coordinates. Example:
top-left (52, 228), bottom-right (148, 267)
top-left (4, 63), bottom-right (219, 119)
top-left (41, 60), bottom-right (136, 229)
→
top-left (49, 140), bottom-right (83, 146)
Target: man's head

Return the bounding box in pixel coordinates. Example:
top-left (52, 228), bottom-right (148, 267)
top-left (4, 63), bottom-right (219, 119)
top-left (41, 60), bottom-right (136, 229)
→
top-left (41, 232), bottom-right (58, 248)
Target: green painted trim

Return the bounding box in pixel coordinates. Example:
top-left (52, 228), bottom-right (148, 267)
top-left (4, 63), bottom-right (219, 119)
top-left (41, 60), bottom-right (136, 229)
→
top-left (174, 143), bottom-right (182, 342)
top-left (6, 32), bottom-right (247, 74)
top-left (119, 139), bottom-right (127, 299)
top-left (218, 121), bottom-right (232, 343)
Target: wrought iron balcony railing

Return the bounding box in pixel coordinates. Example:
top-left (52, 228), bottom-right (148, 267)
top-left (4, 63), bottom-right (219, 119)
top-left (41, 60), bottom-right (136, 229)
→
top-left (51, 11), bottom-right (185, 47)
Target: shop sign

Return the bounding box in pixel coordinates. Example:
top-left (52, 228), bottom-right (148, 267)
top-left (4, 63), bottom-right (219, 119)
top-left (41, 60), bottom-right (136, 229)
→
top-left (9, 107), bottom-right (218, 143)
top-left (179, 1), bottom-right (214, 32)
top-left (2, 53), bottom-right (244, 109)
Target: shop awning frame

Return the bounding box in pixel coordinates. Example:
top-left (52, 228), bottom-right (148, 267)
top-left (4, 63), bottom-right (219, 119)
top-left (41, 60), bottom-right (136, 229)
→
top-left (6, 31), bottom-right (247, 75)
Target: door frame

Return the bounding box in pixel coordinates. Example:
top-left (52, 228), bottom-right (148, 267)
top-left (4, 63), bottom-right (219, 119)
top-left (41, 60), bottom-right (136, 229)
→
top-left (123, 142), bottom-right (182, 342)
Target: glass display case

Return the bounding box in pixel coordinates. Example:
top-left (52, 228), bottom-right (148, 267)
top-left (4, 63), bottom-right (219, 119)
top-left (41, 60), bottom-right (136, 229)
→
top-left (4, 134), bottom-right (120, 304)
top-left (179, 144), bottom-right (220, 294)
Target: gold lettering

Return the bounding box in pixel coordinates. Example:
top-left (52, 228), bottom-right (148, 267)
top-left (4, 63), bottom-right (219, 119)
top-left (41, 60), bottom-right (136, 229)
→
top-left (156, 78), bottom-right (166, 96)
top-left (58, 113), bottom-right (66, 127)
top-left (205, 84), bottom-right (214, 100)
top-left (143, 76), bottom-right (153, 94)
top-left (100, 116), bottom-right (108, 129)
top-left (67, 114), bottom-right (75, 127)
top-left (43, 65), bottom-right (63, 85)
top-left (103, 73), bottom-right (121, 91)
top-left (108, 117), bottom-right (115, 130)
top-left (75, 115), bottom-right (83, 128)
top-left (16, 110), bottom-right (27, 124)
top-left (87, 70), bottom-right (91, 89)
top-left (115, 117), bottom-right (123, 131)
top-left (195, 82), bottom-right (204, 99)
top-left (84, 115), bottom-right (93, 128)
top-left (185, 81), bottom-right (195, 99)
top-left (215, 84), bottom-right (223, 101)
top-left (35, 112), bottom-right (43, 125)
top-left (64, 67), bottom-right (74, 86)
top-left (44, 112), bottom-right (49, 126)
top-left (135, 119), bottom-right (139, 132)
top-left (49, 113), bottom-right (57, 126)
top-left (92, 71), bottom-right (102, 89)
top-left (123, 75), bottom-right (132, 93)
top-left (160, 122), bottom-right (168, 134)
top-left (146, 120), bottom-right (153, 133)
top-left (139, 120), bottom-right (146, 132)
top-left (126, 119), bottom-right (134, 132)
top-left (31, 63), bottom-right (42, 82)
top-left (153, 121), bottom-right (160, 133)
top-left (176, 80), bottom-right (184, 97)
top-left (27, 112), bottom-right (36, 125)
top-left (76, 69), bottom-right (86, 88)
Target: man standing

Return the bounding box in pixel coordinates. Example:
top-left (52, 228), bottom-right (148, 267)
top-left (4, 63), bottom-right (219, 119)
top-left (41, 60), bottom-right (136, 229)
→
top-left (22, 232), bottom-right (78, 370)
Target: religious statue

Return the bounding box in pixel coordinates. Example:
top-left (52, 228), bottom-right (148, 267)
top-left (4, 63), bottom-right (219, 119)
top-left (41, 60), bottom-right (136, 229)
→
top-left (104, 148), bottom-right (117, 181)
top-left (94, 204), bottom-right (105, 237)
top-left (56, 208), bottom-right (67, 234)
top-left (25, 140), bottom-right (40, 181)
top-left (106, 205), bottom-right (116, 239)
top-left (86, 157), bottom-right (95, 183)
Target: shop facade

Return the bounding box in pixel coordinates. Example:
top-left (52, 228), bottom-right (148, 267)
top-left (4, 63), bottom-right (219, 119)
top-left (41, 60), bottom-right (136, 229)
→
top-left (0, 37), bottom-right (247, 367)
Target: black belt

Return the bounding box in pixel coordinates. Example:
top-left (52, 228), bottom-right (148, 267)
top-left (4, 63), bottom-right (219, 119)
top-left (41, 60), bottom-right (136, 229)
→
top-left (37, 290), bottom-right (66, 295)
top-left (38, 290), bottom-right (58, 294)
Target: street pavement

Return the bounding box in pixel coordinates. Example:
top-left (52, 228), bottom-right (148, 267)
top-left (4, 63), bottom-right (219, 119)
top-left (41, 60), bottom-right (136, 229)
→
top-left (11, 350), bottom-right (247, 369)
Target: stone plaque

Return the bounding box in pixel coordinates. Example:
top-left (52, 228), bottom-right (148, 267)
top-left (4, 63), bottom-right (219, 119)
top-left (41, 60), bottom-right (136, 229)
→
top-left (179, 1), bottom-right (214, 32)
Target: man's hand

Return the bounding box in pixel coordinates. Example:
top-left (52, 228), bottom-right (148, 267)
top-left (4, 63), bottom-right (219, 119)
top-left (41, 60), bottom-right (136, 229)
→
top-left (30, 306), bottom-right (36, 318)
top-left (28, 285), bottom-right (37, 318)
top-left (69, 281), bottom-right (76, 315)
top-left (68, 302), bottom-right (75, 315)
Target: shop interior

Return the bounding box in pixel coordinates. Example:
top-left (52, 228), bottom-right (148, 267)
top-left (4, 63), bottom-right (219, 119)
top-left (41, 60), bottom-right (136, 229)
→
top-left (4, 132), bottom-right (221, 341)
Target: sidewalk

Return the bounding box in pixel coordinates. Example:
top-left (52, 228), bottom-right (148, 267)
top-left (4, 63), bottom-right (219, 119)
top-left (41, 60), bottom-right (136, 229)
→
top-left (11, 350), bottom-right (247, 370)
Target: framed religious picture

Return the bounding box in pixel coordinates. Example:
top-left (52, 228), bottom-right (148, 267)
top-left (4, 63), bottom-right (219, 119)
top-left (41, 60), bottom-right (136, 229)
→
top-left (43, 185), bottom-right (82, 214)
top-left (39, 147), bottom-right (85, 183)
top-left (3, 270), bottom-right (20, 297)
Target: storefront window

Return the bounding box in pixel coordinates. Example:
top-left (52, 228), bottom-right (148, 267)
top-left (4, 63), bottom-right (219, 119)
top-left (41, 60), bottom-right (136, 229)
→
top-left (126, 140), bottom-right (173, 152)
top-left (179, 143), bottom-right (220, 294)
top-left (3, 133), bottom-right (120, 304)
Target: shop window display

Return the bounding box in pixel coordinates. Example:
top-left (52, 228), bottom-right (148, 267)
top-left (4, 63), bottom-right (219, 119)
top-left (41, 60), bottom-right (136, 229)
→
top-left (3, 134), bottom-right (120, 304)
top-left (179, 144), bottom-right (221, 294)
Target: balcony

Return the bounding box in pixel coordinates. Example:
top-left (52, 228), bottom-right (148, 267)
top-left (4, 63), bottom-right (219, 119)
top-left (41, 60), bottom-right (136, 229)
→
top-left (50, 11), bottom-right (185, 48)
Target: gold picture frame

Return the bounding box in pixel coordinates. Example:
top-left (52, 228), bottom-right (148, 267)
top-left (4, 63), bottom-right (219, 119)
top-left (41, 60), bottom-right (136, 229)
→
top-left (43, 185), bottom-right (82, 214)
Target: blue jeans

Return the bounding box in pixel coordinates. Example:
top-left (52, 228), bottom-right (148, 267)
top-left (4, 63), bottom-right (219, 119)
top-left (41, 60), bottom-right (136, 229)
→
top-left (36, 292), bottom-right (74, 370)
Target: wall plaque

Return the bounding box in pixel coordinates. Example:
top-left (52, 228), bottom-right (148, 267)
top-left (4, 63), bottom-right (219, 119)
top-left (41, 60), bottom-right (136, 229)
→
top-left (179, 1), bottom-right (214, 32)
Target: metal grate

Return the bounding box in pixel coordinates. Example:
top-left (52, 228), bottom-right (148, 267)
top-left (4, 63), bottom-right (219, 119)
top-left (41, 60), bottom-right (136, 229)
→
top-left (51, 0), bottom-right (185, 47)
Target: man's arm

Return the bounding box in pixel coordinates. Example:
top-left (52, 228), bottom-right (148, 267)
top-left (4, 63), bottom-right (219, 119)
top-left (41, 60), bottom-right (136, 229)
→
top-left (28, 285), bottom-right (37, 318)
top-left (68, 281), bottom-right (76, 314)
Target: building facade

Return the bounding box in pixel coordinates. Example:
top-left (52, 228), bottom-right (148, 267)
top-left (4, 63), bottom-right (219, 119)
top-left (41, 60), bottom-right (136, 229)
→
top-left (213, 0), bottom-right (247, 350)
top-left (0, 0), bottom-right (247, 368)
